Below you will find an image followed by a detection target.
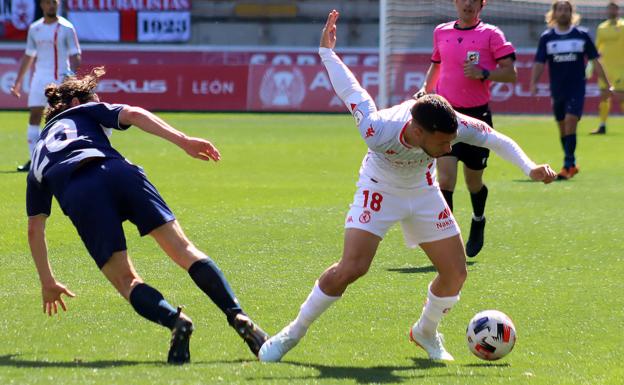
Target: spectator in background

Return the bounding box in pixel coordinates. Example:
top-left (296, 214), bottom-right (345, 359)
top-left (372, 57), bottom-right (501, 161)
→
top-left (11, 0), bottom-right (81, 172)
top-left (590, 1), bottom-right (624, 135)
top-left (416, 0), bottom-right (517, 258)
top-left (530, 0), bottom-right (612, 180)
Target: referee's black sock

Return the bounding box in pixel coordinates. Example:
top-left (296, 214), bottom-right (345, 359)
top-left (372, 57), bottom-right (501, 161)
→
top-left (562, 134), bottom-right (577, 168)
top-left (470, 185), bottom-right (488, 219)
top-left (188, 258), bottom-right (243, 326)
top-left (129, 283), bottom-right (179, 330)
top-left (441, 189), bottom-right (454, 212)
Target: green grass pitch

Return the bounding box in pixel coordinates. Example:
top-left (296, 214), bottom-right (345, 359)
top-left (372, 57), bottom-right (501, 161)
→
top-left (1, 111), bottom-right (623, 384)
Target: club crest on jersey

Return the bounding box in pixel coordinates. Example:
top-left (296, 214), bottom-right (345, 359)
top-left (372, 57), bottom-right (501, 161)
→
top-left (359, 210), bottom-right (372, 224)
top-left (365, 126), bottom-right (375, 138)
top-left (466, 51), bottom-right (480, 64)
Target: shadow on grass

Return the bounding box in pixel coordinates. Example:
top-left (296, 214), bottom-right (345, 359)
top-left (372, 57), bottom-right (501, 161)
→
top-left (463, 361), bottom-right (511, 368)
top-left (252, 357), bottom-right (484, 384)
top-left (0, 353), bottom-right (167, 369)
top-left (388, 261), bottom-right (476, 275)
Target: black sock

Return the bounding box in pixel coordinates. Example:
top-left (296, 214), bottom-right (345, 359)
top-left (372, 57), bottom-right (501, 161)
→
top-left (562, 134), bottom-right (577, 168)
top-left (441, 189), bottom-right (454, 212)
top-left (188, 258), bottom-right (243, 326)
top-left (470, 185), bottom-right (488, 218)
top-left (129, 283), bottom-right (178, 330)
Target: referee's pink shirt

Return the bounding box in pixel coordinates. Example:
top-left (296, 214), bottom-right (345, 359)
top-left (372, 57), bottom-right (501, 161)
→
top-left (431, 20), bottom-right (515, 108)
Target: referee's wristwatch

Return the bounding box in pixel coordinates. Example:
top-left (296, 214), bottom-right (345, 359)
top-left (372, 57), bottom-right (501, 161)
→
top-left (481, 69), bottom-right (490, 81)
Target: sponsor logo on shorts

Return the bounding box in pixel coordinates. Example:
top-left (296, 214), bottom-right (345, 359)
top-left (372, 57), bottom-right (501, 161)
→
top-left (385, 149), bottom-right (397, 155)
top-left (365, 126), bottom-right (375, 138)
top-left (436, 208), bottom-right (455, 230)
top-left (359, 210), bottom-right (371, 224)
top-left (346, 215), bottom-right (353, 223)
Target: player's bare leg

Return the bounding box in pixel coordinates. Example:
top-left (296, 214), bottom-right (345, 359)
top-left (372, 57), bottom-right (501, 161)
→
top-left (259, 228), bottom-right (380, 362)
top-left (101, 250), bottom-right (193, 364)
top-left (557, 114), bottom-right (580, 180)
top-left (463, 166), bottom-right (488, 258)
top-left (18, 107), bottom-right (44, 172)
top-left (150, 220), bottom-right (268, 357)
top-left (410, 234), bottom-right (467, 361)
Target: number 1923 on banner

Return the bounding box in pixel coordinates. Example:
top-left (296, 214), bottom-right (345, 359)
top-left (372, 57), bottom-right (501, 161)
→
top-left (138, 12), bottom-right (190, 42)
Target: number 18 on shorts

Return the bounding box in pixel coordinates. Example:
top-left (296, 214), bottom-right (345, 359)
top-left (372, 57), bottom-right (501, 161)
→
top-left (345, 183), bottom-right (460, 247)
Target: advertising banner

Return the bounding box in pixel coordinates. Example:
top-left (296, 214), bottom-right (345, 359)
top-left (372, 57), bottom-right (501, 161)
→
top-left (0, 48), bottom-right (606, 114)
top-left (67, 0), bottom-right (190, 42)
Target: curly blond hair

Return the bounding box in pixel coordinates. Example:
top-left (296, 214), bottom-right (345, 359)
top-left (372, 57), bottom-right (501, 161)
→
top-left (44, 66), bottom-right (105, 123)
top-left (545, 0), bottom-right (581, 27)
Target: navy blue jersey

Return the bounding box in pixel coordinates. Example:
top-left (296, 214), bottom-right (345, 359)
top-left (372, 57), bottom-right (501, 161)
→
top-left (534, 27), bottom-right (599, 97)
top-left (26, 102), bottom-right (130, 217)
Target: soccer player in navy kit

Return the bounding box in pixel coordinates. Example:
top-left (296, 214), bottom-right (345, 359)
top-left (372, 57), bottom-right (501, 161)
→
top-left (529, 0), bottom-right (612, 180)
top-left (26, 68), bottom-right (268, 364)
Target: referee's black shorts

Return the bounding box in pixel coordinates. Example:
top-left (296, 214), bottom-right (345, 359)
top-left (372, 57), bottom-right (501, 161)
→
top-left (442, 104), bottom-right (493, 171)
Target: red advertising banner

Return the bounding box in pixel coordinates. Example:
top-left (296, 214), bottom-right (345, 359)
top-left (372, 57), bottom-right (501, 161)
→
top-left (0, 48), bottom-right (607, 114)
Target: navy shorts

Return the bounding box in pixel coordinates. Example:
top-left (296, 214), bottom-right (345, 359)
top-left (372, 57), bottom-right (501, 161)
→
top-left (552, 93), bottom-right (585, 121)
top-left (442, 104), bottom-right (493, 171)
top-left (57, 158), bottom-right (175, 269)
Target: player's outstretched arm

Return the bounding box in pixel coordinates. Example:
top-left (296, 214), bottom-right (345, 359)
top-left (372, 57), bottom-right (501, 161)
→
top-left (457, 115), bottom-right (556, 184)
top-left (119, 106), bottom-right (221, 162)
top-left (318, 9), bottom-right (377, 117)
top-left (28, 215), bottom-right (76, 316)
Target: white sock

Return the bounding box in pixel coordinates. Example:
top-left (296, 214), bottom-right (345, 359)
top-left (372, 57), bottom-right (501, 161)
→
top-left (27, 124), bottom-right (40, 158)
top-left (415, 283), bottom-right (460, 337)
top-left (288, 281), bottom-right (340, 339)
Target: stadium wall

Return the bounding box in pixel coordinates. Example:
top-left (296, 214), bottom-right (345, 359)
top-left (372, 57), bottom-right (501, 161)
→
top-left (0, 45), bottom-right (603, 113)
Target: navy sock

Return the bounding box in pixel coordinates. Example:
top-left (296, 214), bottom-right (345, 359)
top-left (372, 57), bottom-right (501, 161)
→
top-left (188, 258), bottom-right (243, 326)
top-left (470, 185), bottom-right (488, 218)
top-left (441, 189), bottom-right (454, 212)
top-left (129, 283), bottom-right (178, 330)
top-left (562, 134), bottom-right (577, 168)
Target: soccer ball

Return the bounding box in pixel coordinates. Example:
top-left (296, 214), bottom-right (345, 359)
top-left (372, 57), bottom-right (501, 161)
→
top-left (466, 310), bottom-right (516, 360)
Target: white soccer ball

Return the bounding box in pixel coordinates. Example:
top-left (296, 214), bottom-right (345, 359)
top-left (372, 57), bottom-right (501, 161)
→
top-left (466, 310), bottom-right (516, 360)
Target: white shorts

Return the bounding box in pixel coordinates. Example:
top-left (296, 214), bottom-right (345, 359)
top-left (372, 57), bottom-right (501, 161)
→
top-left (344, 180), bottom-right (460, 247)
top-left (28, 73), bottom-right (59, 107)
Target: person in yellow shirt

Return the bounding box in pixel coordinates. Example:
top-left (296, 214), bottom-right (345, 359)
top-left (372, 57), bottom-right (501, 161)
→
top-left (592, 2), bottom-right (624, 134)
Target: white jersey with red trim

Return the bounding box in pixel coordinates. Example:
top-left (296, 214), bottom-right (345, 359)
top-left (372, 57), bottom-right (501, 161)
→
top-left (318, 47), bottom-right (535, 191)
top-left (25, 16), bottom-right (81, 80)
top-left (355, 99), bottom-right (531, 191)
top-left (356, 99), bottom-right (436, 190)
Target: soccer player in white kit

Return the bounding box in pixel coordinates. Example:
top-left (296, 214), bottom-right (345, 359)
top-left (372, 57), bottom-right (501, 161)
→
top-left (11, 0), bottom-right (81, 172)
top-left (259, 10), bottom-right (557, 362)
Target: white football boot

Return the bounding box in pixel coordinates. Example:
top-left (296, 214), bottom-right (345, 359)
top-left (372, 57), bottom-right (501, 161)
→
top-left (409, 324), bottom-right (455, 361)
top-left (258, 326), bottom-right (301, 362)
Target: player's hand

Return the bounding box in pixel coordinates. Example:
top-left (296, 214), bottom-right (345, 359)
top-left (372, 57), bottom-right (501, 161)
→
top-left (10, 82), bottom-right (21, 98)
top-left (463, 61), bottom-right (483, 80)
top-left (41, 281), bottom-right (75, 316)
top-left (320, 9), bottom-right (339, 49)
top-left (529, 82), bottom-right (537, 96)
top-left (182, 136), bottom-right (221, 162)
top-left (529, 164), bottom-right (557, 184)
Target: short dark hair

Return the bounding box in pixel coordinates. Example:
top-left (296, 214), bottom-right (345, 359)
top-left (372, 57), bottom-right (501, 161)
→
top-left (410, 94), bottom-right (458, 134)
top-left (44, 66), bottom-right (104, 123)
